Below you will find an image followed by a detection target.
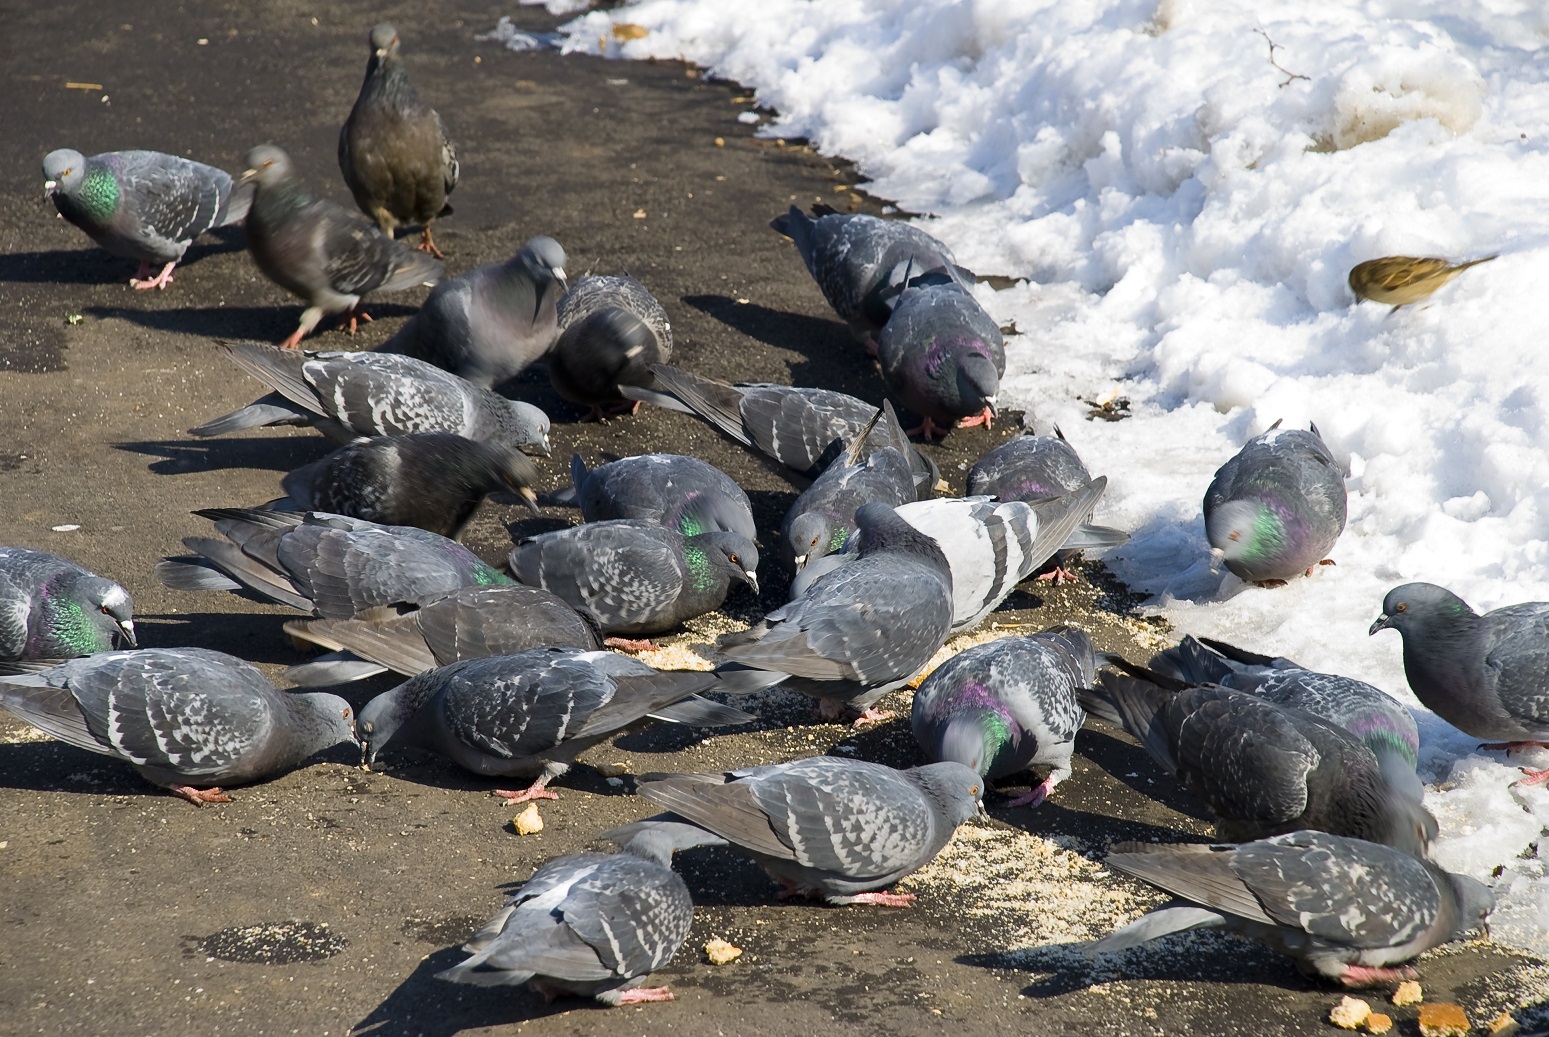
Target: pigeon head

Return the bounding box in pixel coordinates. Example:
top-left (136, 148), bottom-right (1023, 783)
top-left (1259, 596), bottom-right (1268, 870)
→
top-left (1447, 873), bottom-right (1496, 939)
top-left (934, 709), bottom-right (1017, 778)
top-left (1370, 793), bottom-right (1439, 860)
top-left (501, 399), bottom-right (553, 457)
top-left (77, 575), bottom-right (137, 649)
top-left (1369, 582), bottom-right (1475, 638)
top-left (368, 22), bottom-right (400, 59)
top-left (787, 511), bottom-right (845, 569)
top-left (297, 692), bottom-right (361, 753)
top-left (41, 148), bottom-right (86, 198)
top-left (240, 145), bottom-right (295, 189)
top-left (516, 235), bottom-right (568, 294)
top-left (908, 761), bottom-right (987, 825)
top-left (685, 532), bottom-right (760, 596)
top-left (355, 666), bottom-right (462, 765)
top-left (482, 443), bottom-right (541, 514)
top-left (1206, 498), bottom-right (1290, 578)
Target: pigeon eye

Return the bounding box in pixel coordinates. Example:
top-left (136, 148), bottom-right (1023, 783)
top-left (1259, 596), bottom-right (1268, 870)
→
top-left (729, 554), bottom-right (740, 565)
top-left (1228, 531), bottom-right (1240, 542)
top-left (1395, 602), bottom-right (1407, 613)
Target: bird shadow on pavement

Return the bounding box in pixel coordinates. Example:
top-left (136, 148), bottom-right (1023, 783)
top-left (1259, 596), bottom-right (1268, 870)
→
top-left (1074, 725), bottom-right (1216, 824)
top-left (958, 931), bottom-right (1297, 996)
top-left (84, 302), bottom-right (421, 342)
top-left (0, 740), bottom-right (153, 796)
top-left (113, 434), bottom-right (333, 476)
top-left (350, 947), bottom-right (584, 1037)
top-left (680, 293), bottom-right (880, 395)
top-left (0, 247), bottom-right (124, 286)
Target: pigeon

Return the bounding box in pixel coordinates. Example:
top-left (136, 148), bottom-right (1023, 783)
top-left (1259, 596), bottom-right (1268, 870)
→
top-left (770, 204), bottom-right (968, 347)
top-left (1151, 635), bottom-right (1422, 799)
top-left (612, 758), bottom-right (984, 906)
top-left (1371, 582), bottom-right (1549, 785)
top-left (272, 431), bottom-right (540, 540)
top-left (781, 403), bottom-right (919, 572)
top-left (549, 275), bottom-right (673, 420)
top-left (1087, 830), bottom-right (1494, 988)
top-left (790, 481), bottom-right (1127, 633)
top-left (156, 508), bottom-right (514, 619)
top-left (435, 827), bottom-right (694, 1005)
top-left (570, 453), bottom-right (756, 542)
top-left (1204, 420), bottom-right (1347, 585)
top-left (0, 547), bottom-right (136, 672)
top-left (1081, 670), bottom-right (1437, 856)
top-left (876, 280), bottom-right (1005, 440)
top-left (968, 425), bottom-right (1097, 582)
top-left (375, 237), bottom-right (567, 388)
top-left (620, 363), bottom-right (937, 491)
top-left (1349, 255), bottom-right (1497, 313)
top-left (0, 647), bottom-right (356, 806)
top-left (284, 584), bottom-right (601, 686)
top-left (338, 23), bottom-right (459, 258)
top-left (42, 148), bottom-right (251, 290)
top-left (508, 521), bottom-right (760, 639)
top-left (356, 648), bottom-right (754, 801)
top-left (911, 626), bottom-right (1099, 808)
top-left (189, 341), bottom-right (552, 457)
top-left (239, 144), bottom-right (443, 348)
top-left (715, 502), bottom-right (954, 723)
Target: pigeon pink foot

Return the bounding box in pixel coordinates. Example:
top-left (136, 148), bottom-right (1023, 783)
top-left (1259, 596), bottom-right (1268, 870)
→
top-left (130, 261), bottom-right (177, 290)
top-left (604, 636), bottom-right (658, 653)
top-left (904, 415), bottom-right (953, 441)
top-left (1337, 963), bottom-right (1418, 988)
top-left (850, 706), bottom-right (896, 728)
top-left (843, 890), bottom-right (915, 908)
top-left (616, 986), bottom-right (674, 1004)
top-left (493, 782), bottom-right (560, 804)
top-left (170, 784), bottom-right (233, 806)
top-left (1514, 767), bottom-right (1549, 788)
top-left (1004, 776), bottom-right (1054, 809)
top-left (1034, 566), bottom-right (1081, 585)
top-left (417, 226), bottom-right (446, 260)
top-left (956, 406), bottom-right (995, 430)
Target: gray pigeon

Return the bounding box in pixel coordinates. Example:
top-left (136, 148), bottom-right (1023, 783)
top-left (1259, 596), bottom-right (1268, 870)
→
top-left (790, 481), bottom-right (1127, 633)
top-left (1087, 830), bottom-right (1494, 988)
top-left (509, 521), bottom-right (760, 640)
top-left (156, 508), bottom-right (514, 619)
top-left (273, 431), bottom-right (540, 540)
top-left (770, 205), bottom-right (968, 347)
top-left (1152, 635), bottom-right (1422, 799)
top-left (781, 403), bottom-right (919, 573)
top-left (1204, 421), bottom-right (1347, 584)
top-left (1372, 582), bottom-right (1549, 785)
top-left (549, 275), bottom-right (673, 420)
top-left (570, 453), bottom-right (756, 542)
top-left (911, 626), bottom-right (1098, 807)
top-left (610, 757), bottom-right (984, 906)
top-left (375, 237), bottom-right (566, 388)
top-left (968, 425), bottom-right (1097, 582)
top-left (356, 648), bottom-right (754, 801)
top-left (435, 828), bottom-right (693, 1005)
top-left (715, 502), bottom-right (954, 723)
top-left (1081, 670), bottom-right (1437, 856)
top-left (283, 584), bottom-right (601, 686)
top-left (620, 363), bottom-right (937, 491)
top-left (876, 280), bottom-right (1005, 440)
top-left (189, 341), bottom-right (552, 457)
top-left (0, 547), bottom-right (136, 672)
top-left (240, 144), bottom-right (443, 348)
top-left (0, 647), bottom-right (356, 806)
top-left (42, 148), bottom-right (251, 290)
top-left (338, 23), bottom-right (459, 257)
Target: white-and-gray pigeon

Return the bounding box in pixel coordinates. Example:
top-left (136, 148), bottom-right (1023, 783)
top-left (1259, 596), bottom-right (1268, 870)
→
top-left (436, 828), bottom-right (693, 1005)
top-left (770, 204), bottom-right (968, 347)
top-left (0, 647), bottom-right (356, 806)
top-left (609, 757), bottom-right (984, 906)
top-left (283, 584), bottom-right (601, 686)
top-left (968, 425), bottom-right (1097, 582)
top-left (549, 274), bottom-right (672, 421)
top-left (715, 502), bottom-right (954, 723)
top-left (42, 147), bottom-right (251, 290)
top-left (0, 546), bottom-right (136, 672)
top-left (1204, 420), bottom-right (1347, 585)
top-left (911, 626), bottom-right (1099, 808)
top-left (1081, 670), bottom-right (1436, 856)
top-left (189, 341), bottom-right (552, 457)
top-left (1087, 830), bottom-right (1494, 987)
top-left (1372, 582), bottom-right (1549, 786)
top-left (157, 508), bottom-right (515, 619)
top-left (356, 648), bottom-right (753, 801)
top-left (570, 453), bottom-right (756, 542)
top-left (375, 237), bottom-right (566, 388)
top-left (876, 280), bottom-right (1005, 440)
top-left (272, 431), bottom-right (540, 540)
top-left (240, 144), bottom-right (443, 348)
top-left (508, 521), bottom-right (759, 640)
top-left (338, 23), bottom-right (459, 257)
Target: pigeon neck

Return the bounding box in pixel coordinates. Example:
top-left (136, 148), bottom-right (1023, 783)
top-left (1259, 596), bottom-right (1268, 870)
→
top-left (937, 706), bottom-right (1013, 777)
top-left (681, 541), bottom-right (725, 595)
top-left (251, 174), bottom-right (312, 223)
top-left (63, 164), bottom-right (121, 224)
top-left (37, 588), bottom-right (116, 655)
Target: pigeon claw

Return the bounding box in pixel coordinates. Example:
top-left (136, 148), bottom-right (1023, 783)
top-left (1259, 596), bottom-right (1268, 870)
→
top-left (1336, 963), bottom-right (1418, 988)
top-left (850, 706), bottom-right (896, 728)
top-left (604, 636), bottom-right (658, 653)
top-left (616, 986), bottom-right (674, 1004)
top-left (904, 415), bottom-right (953, 441)
top-left (342, 306), bottom-right (374, 336)
top-left (1513, 767), bottom-right (1549, 788)
top-left (170, 784), bottom-right (233, 807)
top-left (1003, 776), bottom-right (1054, 809)
top-left (492, 784), bottom-right (560, 804)
top-left (840, 890), bottom-right (915, 908)
top-left (130, 261), bottom-right (177, 290)
top-left (956, 406), bottom-right (995, 430)
top-left (1034, 565), bottom-right (1082, 585)
top-left (417, 227), bottom-right (447, 260)
top-left (279, 327), bottom-right (307, 349)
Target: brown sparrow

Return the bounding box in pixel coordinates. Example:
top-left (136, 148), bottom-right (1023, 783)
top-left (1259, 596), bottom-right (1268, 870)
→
top-left (1348, 254), bottom-right (1497, 312)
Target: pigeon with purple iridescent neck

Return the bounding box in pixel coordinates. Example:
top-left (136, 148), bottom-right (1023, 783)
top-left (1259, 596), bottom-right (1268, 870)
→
top-left (876, 280), bottom-right (1005, 440)
top-left (0, 547), bottom-right (136, 673)
top-left (968, 425), bottom-right (1097, 582)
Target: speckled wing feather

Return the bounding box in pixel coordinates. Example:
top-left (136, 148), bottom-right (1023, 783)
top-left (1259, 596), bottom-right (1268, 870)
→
top-left (1166, 688), bottom-right (1317, 826)
top-left (435, 654), bottom-right (615, 761)
top-left (1482, 602), bottom-right (1549, 724)
top-left (510, 522), bottom-right (683, 632)
top-left (108, 150), bottom-right (236, 258)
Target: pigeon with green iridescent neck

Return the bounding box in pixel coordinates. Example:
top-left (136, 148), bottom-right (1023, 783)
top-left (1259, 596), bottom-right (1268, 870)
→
top-left (241, 144), bottom-right (442, 348)
top-left (0, 547), bottom-right (136, 673)
top-left (42, 147), bottom-right (251, 290)
top-left (876, 280), bottom-right (1004, 440)
top-left (1151, 635), bottom-right (1422, 800)
top-left (356, 648), bottom-right (753, 802)
top-left (570, 453), bottom-right (755, 542)
top-left (156, 508), bottom-right (513, 620)
top-left (1086, 831), bottom-right (1493, 988)
top-left (1204, 421), bottom-right (1347, 585)
top-left (509, 521), bottom-right (759, 638)
top-left (549, 274), bottom-right (672, 420)
top-left (0, 648), bottom-right (356, 806)
top-left (912, 627), bottom-right (1097, 808)
top-left (339, 23), bottom-right (459, 258)
top-left (1372, 582), bottom-right (1549, 785)
top-left (968, 426), bottom-right (1097, 582)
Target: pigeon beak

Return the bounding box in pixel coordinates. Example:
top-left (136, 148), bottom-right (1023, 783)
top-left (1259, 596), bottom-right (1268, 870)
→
top-left (1369, 614), bottom-right (1391, 636)
top-left (792, 553), bottom-right (808, 569)
top-left (519, 486), bottom-right (540, 515)
top-left (535, 436), bottom-right (553, 458)
top-left (43, 180), bottom-right (57, 198)
top-left (238, 167), bottom-right (258, 186)
top-left (743, 570), bottom-right (760, 595)
top-left (553, 266), bottom-right (568, 292)
top-left (985, 396), bottom-right (998, 416)
top-left (117, 619), bottom-right (138, 648)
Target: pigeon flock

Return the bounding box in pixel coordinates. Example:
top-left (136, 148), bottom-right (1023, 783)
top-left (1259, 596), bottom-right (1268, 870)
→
top-left (12, 18), bottom-right (1534, 1016)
